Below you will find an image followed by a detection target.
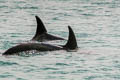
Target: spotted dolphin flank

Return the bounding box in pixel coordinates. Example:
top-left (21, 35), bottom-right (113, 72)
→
top-left (3, 26), bottom-right (78, 55)
top-left (32, 16), bottom-right (65, 41)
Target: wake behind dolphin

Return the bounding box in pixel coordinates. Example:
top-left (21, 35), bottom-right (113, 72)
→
top-left (32, 16), bottom-right (65, 42)
top-left (3, 26), bottom-right (78, 55)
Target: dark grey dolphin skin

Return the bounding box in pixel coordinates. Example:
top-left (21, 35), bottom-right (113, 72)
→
top-left (2, 26), bottom-right (77, 55)
top-left (32, 16), bottom-right (65, 41)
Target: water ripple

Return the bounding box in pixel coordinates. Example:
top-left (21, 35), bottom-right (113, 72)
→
top-left (0, 0), bottom-right (120, 80)
top-left (0, 61), bottom-right (18, 66)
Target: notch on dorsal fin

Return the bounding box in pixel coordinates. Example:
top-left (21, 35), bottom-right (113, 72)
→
top-left (32, 16), bottom-right (47, 39)
top-left (63, 26), bottom-right (78, 50)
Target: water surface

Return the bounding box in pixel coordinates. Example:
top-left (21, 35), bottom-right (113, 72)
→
top-left (0, 0), bottom-right (120, 80)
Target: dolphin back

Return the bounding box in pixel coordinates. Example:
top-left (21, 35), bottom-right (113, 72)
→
top-left (2, 43), bottom-right (62, 55)
top-left (32, 16), bottom-right (65, 41)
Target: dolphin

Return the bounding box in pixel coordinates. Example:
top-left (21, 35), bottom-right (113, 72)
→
top-left (31, 16), bottom-right (65, 41)
top-left (2, 26), bottom-right (78, 55)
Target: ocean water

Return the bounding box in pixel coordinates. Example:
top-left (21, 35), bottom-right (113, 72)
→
top-left (0, 0), bottom-right (120, 80)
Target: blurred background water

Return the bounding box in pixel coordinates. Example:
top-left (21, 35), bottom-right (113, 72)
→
top-left (0, 0), bottom-right (120, 80)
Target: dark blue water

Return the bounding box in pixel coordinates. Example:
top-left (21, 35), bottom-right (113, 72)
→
top-left (0, 0), bottom-right (120, 80)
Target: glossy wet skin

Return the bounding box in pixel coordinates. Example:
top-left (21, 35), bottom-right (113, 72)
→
top-left (2, 26), bottom-right (78, 55)
top-left (32, 32), bottom-right (65, 42)
top-left (3, 43), bottom-right (63, 55)
top-left (32, 16), bottom-right (65, 41)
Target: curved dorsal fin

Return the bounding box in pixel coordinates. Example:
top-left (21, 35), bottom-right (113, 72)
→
top-left (64, 26), bottom-right (78, 50)
top-left (34, 16), bottom-right (47, 37)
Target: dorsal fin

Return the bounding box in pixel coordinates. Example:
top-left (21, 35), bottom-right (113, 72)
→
top-left (33, 16), bottom-right (47, 38)
top-left (63, 26), bottom-right (78, 50)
